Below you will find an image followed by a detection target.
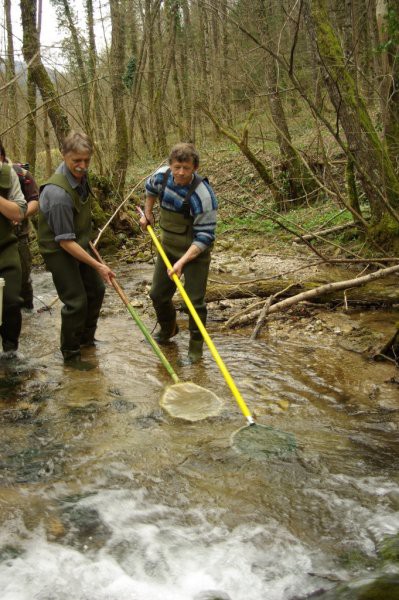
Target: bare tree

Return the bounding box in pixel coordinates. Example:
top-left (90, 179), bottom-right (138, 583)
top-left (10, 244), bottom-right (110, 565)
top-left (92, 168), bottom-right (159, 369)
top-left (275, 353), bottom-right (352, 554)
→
top-left (153, 0), bottom-right (179, 155)
top-left (303, 0), bottom-right (399, 228)
top-left (50, 0), bottom-right (91, 132)
top-left (255, 0), bottom-right (316, 207)
top-left (4, 0), bottom-right (18, 157)
top-left (109, 0), bottom-right (128, 192)
top-left (20, 0), bottom-right (70, 146)
top-left (376, 0), bottom-right (399, 170)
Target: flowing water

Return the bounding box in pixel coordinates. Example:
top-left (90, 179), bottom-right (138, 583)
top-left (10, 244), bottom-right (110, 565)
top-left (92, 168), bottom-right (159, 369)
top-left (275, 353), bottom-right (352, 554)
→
top-left (0, 264), bottom-right (398, 600)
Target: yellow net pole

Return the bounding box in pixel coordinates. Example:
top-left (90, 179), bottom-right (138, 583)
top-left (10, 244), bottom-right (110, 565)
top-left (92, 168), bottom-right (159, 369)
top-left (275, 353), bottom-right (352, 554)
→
top-left (140, 211), bottom-right (255, 425)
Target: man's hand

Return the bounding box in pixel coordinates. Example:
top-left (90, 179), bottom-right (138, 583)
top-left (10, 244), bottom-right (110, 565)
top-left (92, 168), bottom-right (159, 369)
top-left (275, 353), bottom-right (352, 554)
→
top-left (139, 211), bottom-right (154, 231)
top-left (96, 263), bottom-right (115, 285)
top-left (59, 239), bottom-right (115, 284)
top-left (167, 244), bottom-right (202, 279)
top-left (168, 258), bottom-right (184, 279)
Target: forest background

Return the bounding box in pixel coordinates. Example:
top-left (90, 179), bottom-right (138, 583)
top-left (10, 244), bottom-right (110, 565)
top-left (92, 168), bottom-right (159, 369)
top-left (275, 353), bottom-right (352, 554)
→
top-left (1, 0), bottom-right (399, 348)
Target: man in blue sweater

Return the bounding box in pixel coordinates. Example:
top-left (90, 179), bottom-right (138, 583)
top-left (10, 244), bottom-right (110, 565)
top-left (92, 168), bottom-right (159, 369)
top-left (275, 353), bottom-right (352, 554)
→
top-left (140, 143), bottom-right (217, 363)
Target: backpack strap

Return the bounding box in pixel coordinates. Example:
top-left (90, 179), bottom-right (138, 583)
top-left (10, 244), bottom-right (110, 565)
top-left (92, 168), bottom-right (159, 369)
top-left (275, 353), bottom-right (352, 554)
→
top-left (161, 168), bottom-right (205, 220)
top-left (13, 165), bottom-right (28, 200)
top-left (160, 168), bottom-right (171, 199)
top-left (181, 174), bottom-right (203, 219)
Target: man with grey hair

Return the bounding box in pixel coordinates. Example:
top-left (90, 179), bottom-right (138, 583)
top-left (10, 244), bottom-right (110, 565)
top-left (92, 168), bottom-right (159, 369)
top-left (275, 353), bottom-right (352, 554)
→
top-left (140, 142), bottom-right (217, 364)
top-left (38, 131), bottom-right (114, 367)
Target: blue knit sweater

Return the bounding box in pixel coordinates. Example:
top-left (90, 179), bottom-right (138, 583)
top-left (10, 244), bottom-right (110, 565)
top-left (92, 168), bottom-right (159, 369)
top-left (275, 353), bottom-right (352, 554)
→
top-left (145, 166), bottom-right (217, 251)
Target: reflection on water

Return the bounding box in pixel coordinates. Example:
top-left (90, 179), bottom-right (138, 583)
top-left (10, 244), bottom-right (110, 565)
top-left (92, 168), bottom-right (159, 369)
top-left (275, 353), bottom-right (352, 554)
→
top-left (0, 266), bottom-right (398, 599)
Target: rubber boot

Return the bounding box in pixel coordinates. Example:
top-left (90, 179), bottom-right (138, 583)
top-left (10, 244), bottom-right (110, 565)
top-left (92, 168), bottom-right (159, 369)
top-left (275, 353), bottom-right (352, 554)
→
top-left (187, 338), bottom-right (204, 364)
top-left (63, 349), bottom-right (95, 371)
top-left (154, 320), bottom-right (179, 345)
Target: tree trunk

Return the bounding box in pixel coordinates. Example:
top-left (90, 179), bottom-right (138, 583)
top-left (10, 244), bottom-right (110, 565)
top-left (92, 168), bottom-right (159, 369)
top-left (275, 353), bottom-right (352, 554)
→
top-left (172, 53), bottom-right (186, 140)
top-left (86, 0), bottom-right (105, 173)
top-left (109, 0), bottom-right (128, 193)
top-left (26, 72), bottom-right (37, 173)
top-left (376, 0), bottom-right (399, 170)
top-left (145, 0), bottom-right (156, 153)
top-left (203, 264), bottom-right (399, 311)
top-left (256, 0), bottom-right (317, 209)
top-left (198, 1), bottom-right (212, 105)
top-left (26, 0), bottom-right (42, 173)
top-left (56, 0), bottom-right (91, 132)
top-left (43, 105), bottom-right (53, 178)
top-left (220, 0), bottom-right (233, 125)
top-left (345, 158), bottom-right (362, 221)
top-left (303, 0), bottom-right (399, 223)
top-left (153, 0), bottom-right (178, 156)
top-left (356, 0), bottom-right (374, 99)
top-left (20, 0), bottom-right (70, 146)
top-left (180, 0), bottom-right (194, 139)
top-left (4, 0), bottom-right (18, 158)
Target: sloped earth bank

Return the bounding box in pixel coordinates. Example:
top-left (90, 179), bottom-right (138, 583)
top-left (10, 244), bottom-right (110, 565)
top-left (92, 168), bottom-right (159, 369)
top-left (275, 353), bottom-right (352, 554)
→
top-left (0, 245), bottom-right (398, 600)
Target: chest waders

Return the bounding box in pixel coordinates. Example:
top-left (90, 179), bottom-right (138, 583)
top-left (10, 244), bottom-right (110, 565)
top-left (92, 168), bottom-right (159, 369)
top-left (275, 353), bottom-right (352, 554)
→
top-left (0, 164), bottom-right (23, 352)
top-left (38, 174), bottom-right (105, 359)
top-left (150, 173), bottom-right (212, 362)
top-left (0, 164), bottom-right (18, 256)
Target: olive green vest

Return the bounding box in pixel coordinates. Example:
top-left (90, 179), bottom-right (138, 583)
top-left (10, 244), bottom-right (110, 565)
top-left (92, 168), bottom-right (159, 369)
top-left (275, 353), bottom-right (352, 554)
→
top-left (159, 207), bottom-right (213, 259)
top-left (38, 173), bottom-right (92, 255)
top-left (159, 207), bottom-right (194, 255)
top-left (0, 163), bottom-right (17, 252)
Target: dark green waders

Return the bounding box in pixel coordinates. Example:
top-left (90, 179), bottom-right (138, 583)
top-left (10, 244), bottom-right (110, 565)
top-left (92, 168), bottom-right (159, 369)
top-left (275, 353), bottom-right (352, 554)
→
top-left (17, 233), bottom-right (34, 308)
top-left (0, 243), bottom-right (22, 352)
top-left (0, 164), bottom-right (23, 352)
top-left (149, 208), bottom-right (211, 357)
top-left (38, 173), bottom-right (105, 360)
top-left (43, 251), bottom-right (105, 357)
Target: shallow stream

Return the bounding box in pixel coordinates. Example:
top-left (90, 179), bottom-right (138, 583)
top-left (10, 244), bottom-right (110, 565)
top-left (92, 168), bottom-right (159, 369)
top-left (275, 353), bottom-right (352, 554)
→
top-left (0, 264), bottom-right (398, 600)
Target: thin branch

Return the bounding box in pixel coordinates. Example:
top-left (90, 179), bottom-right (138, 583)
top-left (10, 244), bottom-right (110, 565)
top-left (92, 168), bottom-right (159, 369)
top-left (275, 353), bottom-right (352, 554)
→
top-left (251, 283), bottom-right (296, 339)
top-left (92, 159), bottom-right (166, 247)
top-left (0, 75), bottom-right (108, 136)
top-left (0, 51), bottom-right (40, 92)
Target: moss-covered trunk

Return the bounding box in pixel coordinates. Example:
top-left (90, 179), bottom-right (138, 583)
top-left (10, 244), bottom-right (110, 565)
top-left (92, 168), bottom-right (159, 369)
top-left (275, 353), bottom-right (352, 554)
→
top-left (382, 1), bottom-right (399, 171)
top-left (257, 0), bottom-right (317, 208)
top-left (20, 0), bottom-right (70, 147)
top-left (109, 0), bottom-right (128, 194)
top-left (304, 0), bottom-right (399, 225)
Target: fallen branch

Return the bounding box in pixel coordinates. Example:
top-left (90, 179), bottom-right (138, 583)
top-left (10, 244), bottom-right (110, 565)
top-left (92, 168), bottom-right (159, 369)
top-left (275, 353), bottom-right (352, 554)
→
top-left (292, 222), bottom-right (358, 243)
top-left (225, 263), bottom-right (399, 328)
top-left (250, 297), bottom-right (273, 340)
top-left (251, 284), bottom-right (297, 340)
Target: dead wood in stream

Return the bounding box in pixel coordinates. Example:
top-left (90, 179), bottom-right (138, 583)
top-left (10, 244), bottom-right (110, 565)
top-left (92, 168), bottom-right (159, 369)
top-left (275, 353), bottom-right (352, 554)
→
top-left (201, 264), bottom-right (399, 328)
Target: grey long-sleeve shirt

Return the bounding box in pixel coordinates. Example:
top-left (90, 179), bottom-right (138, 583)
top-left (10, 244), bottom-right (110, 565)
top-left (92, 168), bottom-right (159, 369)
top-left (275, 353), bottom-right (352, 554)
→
top-left (0, 162), bottom-right (27, 216)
